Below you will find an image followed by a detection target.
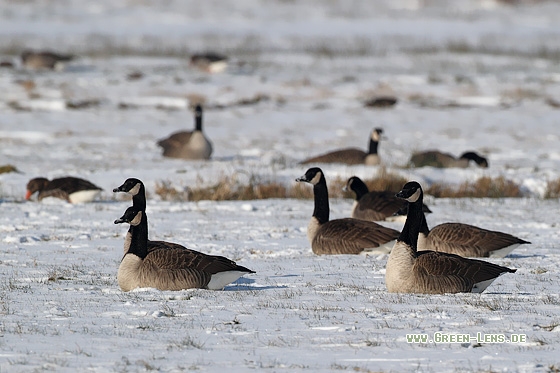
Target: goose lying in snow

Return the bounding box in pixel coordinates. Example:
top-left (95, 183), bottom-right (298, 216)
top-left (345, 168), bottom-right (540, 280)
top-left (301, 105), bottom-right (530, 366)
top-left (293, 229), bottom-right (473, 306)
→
top-left (385, 181), bottom-right (516, 294)
top-left (344, 176), bottom-right (432, 222)
top-left (418, 219), bottom-right (530, 258)
top-left (296, 167), bottom-right (399, 255)
top-left (300, 128), bottom-right (383, 166)
top-left (114, 205), bottom-right (255, 291)
top-left (157, 104), bottom-right (213, 160)
top-left (21, 49), bottom-right (74, 70)
top-left (26, 176), bottom-right (102, 203)
top-left (408, 150), bottom-right (488, 168)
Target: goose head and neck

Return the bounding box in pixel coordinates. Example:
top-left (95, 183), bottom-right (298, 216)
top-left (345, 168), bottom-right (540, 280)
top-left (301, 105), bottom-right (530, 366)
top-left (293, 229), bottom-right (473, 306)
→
top-left (113, 178), bottom-right (147, 211)
top-left (25, 177), bottom-right (49, 200)
top-left (365, 128), bottom-right (383, 165)
top-left (460, 152), bottom-right (488, 168)
top-left (395, 181), bottom-right (425, 253)
top-left (345, 176), bottom-right (369, 201)
top-left (194, 104), bottom-right (203, 131)
top-left (114, 206), bottom-right (148, 260)
top-left (296, 167), bottom-right (330, 225)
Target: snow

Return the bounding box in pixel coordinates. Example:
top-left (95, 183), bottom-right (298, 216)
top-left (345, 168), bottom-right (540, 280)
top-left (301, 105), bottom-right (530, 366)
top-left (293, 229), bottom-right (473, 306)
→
top-left (1, 0), bottom-right (560, 371)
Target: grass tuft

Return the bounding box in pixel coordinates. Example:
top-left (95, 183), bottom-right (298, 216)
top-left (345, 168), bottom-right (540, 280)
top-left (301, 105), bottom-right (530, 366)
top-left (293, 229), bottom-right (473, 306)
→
top-left (425, 176), bottom-right (524, 198)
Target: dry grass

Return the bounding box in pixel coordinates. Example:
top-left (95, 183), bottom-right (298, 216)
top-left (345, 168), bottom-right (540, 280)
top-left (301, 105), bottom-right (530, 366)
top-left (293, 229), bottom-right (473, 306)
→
top-left (545, 178), bottom-right (560, 199)
top-left (425, 176), bottom-right (524, 198)
top-left (155, 173), bottom-right (528, 202)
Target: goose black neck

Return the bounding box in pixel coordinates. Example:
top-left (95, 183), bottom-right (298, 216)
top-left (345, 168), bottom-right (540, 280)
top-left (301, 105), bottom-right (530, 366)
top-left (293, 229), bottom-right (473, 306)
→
top-left (368, 138), bottom-right (379, 155)
top-left (312, 179), bottom-right (330, 224)
top-left (132, 185), bottom-right (147, 211)
top-left (195, 111), bottom-right (203, 131)
top-left (352, 179), bottom-right (369, 201)
top-left (419, 210), bottom-right (430, 236)
top-left (398, 195), bottom-right (424, 252)
top-left (127, 212), bottom-right (149, 259)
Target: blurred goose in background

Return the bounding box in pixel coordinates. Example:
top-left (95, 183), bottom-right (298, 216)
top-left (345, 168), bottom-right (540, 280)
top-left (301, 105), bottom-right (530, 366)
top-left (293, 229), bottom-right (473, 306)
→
top-left (189, 52), bottom-right (228, 73)
top-left (300, 128), bottom-right (383, 166)
top-left (408, 150), bottom-right (488, 168)
top-left (385, 181), bottom-right (516, 294)
top-left (344, 176), bottom-right (431, 222)
top-left (21, 49), bottom-right (74, 70)
top-left (26, 176), bottom-right (102, 203)
top-left (296, 168), bottom-right (399, 255)
top-left (114, 205), bottom-right (255, 291)
top-left (157, 104), bottom-right (213, 160)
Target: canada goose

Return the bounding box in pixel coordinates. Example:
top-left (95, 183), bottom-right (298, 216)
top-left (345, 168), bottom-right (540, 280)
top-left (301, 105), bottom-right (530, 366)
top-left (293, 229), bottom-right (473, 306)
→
top-left (113, 178), bottom-right (146, 210)
top-left (418, 219), bottom-right (530, 258)
top-left (20, 50), bottom-right (73, 70)
top-left (408, 150), bottom-right (488, 168)
top-left (114, 205), bottom-right (255, 291)
top-left (344, 176), bottom-right (432, 222)
top-left (385, 181), bottom-right (516, 294)
top-left (300, 128), bottom-right (383, 166)
top-left (26, 177), bottom-right (102, 203)
top-left (157, 104), bottom-right (213, 160)
top-left (189, 53), bottom-right (228, 73)
top-left (295, 168), bottom-right (399, 255)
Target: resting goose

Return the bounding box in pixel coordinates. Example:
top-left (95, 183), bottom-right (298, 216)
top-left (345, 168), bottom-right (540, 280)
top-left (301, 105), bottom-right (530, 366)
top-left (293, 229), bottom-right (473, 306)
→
top-left (300, 128), bottom-right (383, 166)
top-left (418, 218), bottom-right (530, 258)
top-left (408, 150), bottom-right (488, 168)
top-left (21, 50), bottom-right (74, 70)
top-left (189, 53), bottom-right (228, 73)
top-left (385, 181), bottom-right (516, 294)
top-left (296, 168), bottom-right (399, 255)
top-left (344, 176), bottom-right (432, 222)
top-left (114, 205), bottom-right (255, 291)
top-left (26, 177), bottom-right (102, 203)
top-left (157, 104), bottom-right (213, 160)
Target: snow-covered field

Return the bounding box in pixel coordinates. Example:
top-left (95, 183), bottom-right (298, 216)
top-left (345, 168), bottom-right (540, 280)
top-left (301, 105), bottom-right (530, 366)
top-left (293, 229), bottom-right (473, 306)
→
top-left (1, 1), bottom-right (560, 371)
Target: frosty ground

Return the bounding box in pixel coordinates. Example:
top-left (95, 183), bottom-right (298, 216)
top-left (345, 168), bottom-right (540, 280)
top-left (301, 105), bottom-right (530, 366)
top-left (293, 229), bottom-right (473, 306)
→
top-left (1, 1), bottom-right (560, 372)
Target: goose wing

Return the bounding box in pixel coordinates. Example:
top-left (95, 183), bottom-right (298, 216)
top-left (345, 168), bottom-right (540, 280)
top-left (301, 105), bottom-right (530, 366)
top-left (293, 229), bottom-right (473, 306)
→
top-left (428, 223), bottom-right (530, 257)
top-left (46, 177), bottom-right (101, 193)
top-left (157, 131), bottom-right (193, 151)
top-left (414, 250), bottom-right (515, 292)
top-left (312, 218), bottom-right (399, 255)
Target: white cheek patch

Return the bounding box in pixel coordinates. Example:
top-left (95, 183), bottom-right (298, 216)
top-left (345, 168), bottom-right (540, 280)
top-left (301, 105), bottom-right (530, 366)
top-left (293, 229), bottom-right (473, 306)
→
top-left (406, 188), bottom-right (421, 203)
top-left (129, 183), bottom-right (141, 196)
top-left (131, 211), bottom-right (143, 225)
top-left (309, 171), bottom-right (322, 185)
top-left (371, 131), bottom-right (380, 141)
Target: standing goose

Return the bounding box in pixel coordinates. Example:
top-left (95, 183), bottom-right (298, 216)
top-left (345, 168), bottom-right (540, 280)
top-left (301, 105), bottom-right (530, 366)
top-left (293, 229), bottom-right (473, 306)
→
top-left (300, 128), bottom-right (383, 166)
top-left (296, 168), bottom-right (399, 255)
top-left (114, 205), bottom-right (255, 291)
top-left (344, 176), bottom-right (432, 222)
top-left (408, 150), bottom-right (488, 168)
top-left (26, 177), bottom-right (102, 203)
top-left (385, 181), bottom-right (516, 294)
top-left (157, 104), bottom-right (213, 160)
top-left (418, 218), bottom-right (530, 258)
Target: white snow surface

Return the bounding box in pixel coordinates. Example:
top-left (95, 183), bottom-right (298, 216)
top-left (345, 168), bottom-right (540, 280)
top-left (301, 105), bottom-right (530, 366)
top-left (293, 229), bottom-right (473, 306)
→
top-left (1, 1), bottom-right (560, 372)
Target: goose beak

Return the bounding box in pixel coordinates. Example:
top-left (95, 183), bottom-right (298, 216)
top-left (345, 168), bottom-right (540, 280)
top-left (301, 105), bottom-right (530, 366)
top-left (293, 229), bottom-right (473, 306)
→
top-left (342, 185), bottom-right (348, 192)
top-left (395, 190), bottom-right (405, 199)
top-left (112, 185), bottom-right (124, 193)
top-left (114, 217), bottom-right (126, 224)
top-left (25, 190), bottom-right (32, 200)
top-left (295, 176), bottom-right (307, 183)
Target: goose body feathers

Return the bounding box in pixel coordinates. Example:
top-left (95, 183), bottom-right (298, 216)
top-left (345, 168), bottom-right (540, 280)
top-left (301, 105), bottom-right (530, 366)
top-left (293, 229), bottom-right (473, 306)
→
top-left (296, 168), bottom-right (399, 255)
top-left (385, 181), bottom-right (516, 294)
top-left (418, 222), bottom-right (530, 258)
